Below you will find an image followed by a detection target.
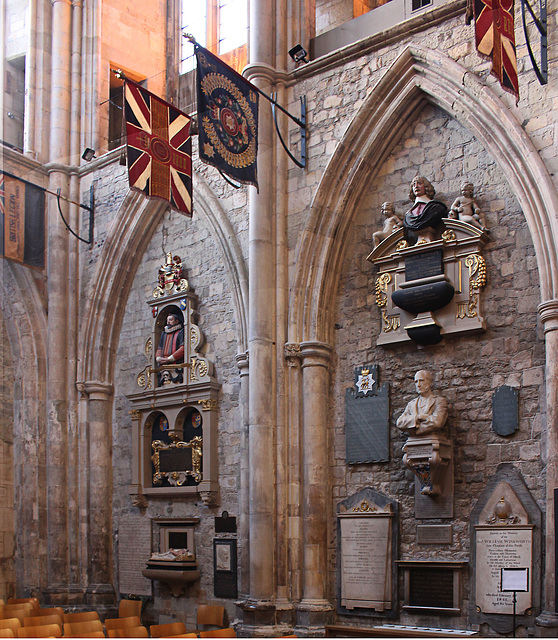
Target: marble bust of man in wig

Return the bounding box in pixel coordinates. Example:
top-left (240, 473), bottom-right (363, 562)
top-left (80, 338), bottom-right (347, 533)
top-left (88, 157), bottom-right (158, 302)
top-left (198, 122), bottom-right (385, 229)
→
top-left (396, 370), bottom-right (448, 437)
top-left (156, 313), bottom-right (185, 385)
top-left (403, 176), bottom-right (448, 245)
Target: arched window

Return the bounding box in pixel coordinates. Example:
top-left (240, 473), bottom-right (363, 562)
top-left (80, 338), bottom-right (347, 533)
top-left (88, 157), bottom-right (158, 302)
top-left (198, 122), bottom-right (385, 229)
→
top-left (181, 0), bottom-right (248, 74)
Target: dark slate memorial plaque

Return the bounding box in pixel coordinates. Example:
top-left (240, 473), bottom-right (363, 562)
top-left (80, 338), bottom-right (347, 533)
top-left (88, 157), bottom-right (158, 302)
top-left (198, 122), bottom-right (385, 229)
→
top-left (159, 447), bottom-right (193, 472)
top-left (492, 385), bottom-right (519, 436)
top-left (345, 383), bottom-right (389, 464)
top-left (405, 250), bottom-right (444, 281)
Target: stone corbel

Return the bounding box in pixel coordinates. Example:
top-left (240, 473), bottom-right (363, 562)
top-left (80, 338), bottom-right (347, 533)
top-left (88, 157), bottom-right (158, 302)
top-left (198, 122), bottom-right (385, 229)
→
top-left (402, 435), bottom-right (452, 496)
top-left (284, 342), bottom-right (301, 367)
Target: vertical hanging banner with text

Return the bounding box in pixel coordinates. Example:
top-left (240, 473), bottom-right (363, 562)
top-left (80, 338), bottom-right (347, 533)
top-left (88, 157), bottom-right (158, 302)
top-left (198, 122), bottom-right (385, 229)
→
top-left (1, 172), bottom-right (45, 269)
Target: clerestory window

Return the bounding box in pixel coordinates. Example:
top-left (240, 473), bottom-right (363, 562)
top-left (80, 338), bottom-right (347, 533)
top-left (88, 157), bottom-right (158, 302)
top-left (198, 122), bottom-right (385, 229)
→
top-left (181, 0), bottom-right (248, 74)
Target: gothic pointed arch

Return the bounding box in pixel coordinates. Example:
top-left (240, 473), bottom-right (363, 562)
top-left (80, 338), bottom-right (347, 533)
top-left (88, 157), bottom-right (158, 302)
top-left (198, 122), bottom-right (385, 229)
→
top-left (0, 261), bottom-right (48, 587)
top-left (289, 45), bottom-right (558, 344)
top-left (79, 174), bottom-right (249, 386)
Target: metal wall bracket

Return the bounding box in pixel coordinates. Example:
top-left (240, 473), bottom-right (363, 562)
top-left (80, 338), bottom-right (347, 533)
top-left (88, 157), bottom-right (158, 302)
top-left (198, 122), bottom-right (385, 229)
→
top-left (271, 95), bottom-right (307, 169)
top-left (521, 0), bottom-right (547, 85)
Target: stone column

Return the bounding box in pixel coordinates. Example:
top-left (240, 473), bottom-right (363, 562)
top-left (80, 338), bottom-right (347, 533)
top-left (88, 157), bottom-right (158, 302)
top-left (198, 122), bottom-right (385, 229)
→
top-left (236, 352), bottom-right (250, 597)
top-left (244, 0), bottom-right (277, 624)
top-left (44, 0), bottom-right (73, 603)
top-left (535, 300), bottom-right (558, 636)
top-left (298, 342), bottom-right (333, 629)
top-left (83, 381), bottom-right (115, 606)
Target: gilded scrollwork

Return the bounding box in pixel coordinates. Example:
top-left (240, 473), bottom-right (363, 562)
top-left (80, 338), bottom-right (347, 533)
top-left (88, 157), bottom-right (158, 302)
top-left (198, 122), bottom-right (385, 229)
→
top-left (466, 254), bottom-right (487, 290)
top-left (375, 273), bottom-right (392, 308)
top-left (145, 337), bottom-right (153, 359)
top-left (191, 357), bottom-right (209, 381)
top-left (137, 365), bottom-right (154, 390)
top-left (382, 308), bottom-right (400, 333)
top-left (442, 229), bottom-right (457, 243)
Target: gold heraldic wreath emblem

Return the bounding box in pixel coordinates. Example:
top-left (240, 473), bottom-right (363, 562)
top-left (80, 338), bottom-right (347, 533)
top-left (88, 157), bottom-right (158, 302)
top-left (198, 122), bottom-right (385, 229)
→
top-left (200, 73), bottom-right (257, 169)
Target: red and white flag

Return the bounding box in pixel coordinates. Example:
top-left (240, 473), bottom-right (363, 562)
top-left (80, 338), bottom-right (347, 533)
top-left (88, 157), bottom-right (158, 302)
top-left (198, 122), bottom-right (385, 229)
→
top-left (124, 81), bottom-right (193, 216)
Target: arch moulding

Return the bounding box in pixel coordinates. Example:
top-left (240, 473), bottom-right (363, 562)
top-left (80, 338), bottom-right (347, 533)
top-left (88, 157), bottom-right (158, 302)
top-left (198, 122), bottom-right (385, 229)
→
top-left (78, 174), bottom-right (249, 387)
top-left (289, 45), bottom-right (558, 345)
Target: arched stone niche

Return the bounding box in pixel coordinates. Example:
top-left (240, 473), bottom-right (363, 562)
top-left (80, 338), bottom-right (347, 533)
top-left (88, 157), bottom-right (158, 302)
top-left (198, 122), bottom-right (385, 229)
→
top-left (470, 464), bottom-right (542, 635)
top-left (127, 255), bottom-right (220, 506)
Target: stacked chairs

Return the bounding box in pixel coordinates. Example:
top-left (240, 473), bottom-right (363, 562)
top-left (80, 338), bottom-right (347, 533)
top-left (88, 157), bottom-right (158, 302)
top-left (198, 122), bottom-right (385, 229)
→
top-left (24, 614), bottom-right (63, 629)
top-left (0, 620), bottom-right (21, 639)
top-left (6, 601), bottom-right (38, 614)
top-left (34, 607), bottom-right (65, 620)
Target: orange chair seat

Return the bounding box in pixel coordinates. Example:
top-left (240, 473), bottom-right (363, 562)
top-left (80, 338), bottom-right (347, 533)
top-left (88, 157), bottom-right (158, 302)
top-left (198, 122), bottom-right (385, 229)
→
top-left (105, 615), bottom-right (141, 631)
top-left (108, 625), bottom-right (149, 638)
top-left (16, 623), bottom-right (62, 638)
top-left (150, 621), bottom-right (188, 637)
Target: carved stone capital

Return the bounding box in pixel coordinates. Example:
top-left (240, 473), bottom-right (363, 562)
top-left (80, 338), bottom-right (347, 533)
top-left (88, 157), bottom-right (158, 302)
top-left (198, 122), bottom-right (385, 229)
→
top-left (235, 351), bottom-right (249, 376)
top-left (538, 299), bottom-right (558, 333)
top-left (402, 436), bottom-right (452, 496)
top-left (299, 341), bottom-right (332, 368)
top-left (284, 342), bottom-right (301, 367)
top-left (82, 381), bottom-right (114, 400)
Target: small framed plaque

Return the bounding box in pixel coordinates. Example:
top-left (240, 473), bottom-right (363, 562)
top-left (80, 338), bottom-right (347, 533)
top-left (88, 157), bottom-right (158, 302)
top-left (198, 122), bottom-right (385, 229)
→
top-left (214, 539), bottom-right (238, 598)
top-left (501, 568), bottom-right (529, 592)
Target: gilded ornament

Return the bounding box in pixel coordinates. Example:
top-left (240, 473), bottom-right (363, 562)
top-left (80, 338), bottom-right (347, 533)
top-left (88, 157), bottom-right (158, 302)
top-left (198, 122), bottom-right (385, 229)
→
top-left (137, 365), bottom-right (153, 389)
top-left (466, 254), bottom-right (487, 290)
top-left (153, 253), bottom-right (189, 298)
top-left (442, 229), bottom-right (457, 242)
top-left (129, 410), bottom-right (141, 421)
top-left (382, 308), bottom-right (400, 332)
top-left (375, 273), bottom-right (391, 308)
top-left (351, 500), bottom-right (377, 513)
top-left (151, 436), bottom-right (203, 485)
top-left (396, 239), bottom-right (408, 251)
top-left (145, 337), bottom-right (153, 359)
top-left (198, 398), bottom-right (218, 411)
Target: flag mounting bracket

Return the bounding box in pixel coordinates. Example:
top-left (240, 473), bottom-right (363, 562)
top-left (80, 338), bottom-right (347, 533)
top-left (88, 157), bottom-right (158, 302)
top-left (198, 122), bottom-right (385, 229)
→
top-left (56, 185), bottom-right (95, 245)
top-left (520, 0), bottom-right (547, 85)
top-left (271, 94), bottom-right (306, 169)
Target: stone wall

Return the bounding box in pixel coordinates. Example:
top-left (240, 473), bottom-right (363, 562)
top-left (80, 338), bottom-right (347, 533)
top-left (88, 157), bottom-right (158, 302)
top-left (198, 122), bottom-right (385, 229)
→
top-left (0, 309), bottom-right (15, 601)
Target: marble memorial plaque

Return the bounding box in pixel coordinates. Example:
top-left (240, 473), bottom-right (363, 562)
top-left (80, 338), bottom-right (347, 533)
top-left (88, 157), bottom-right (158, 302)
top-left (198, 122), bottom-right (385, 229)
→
top-left (492, 386), bottom-right (519, 436)
top-left (416, 524), bottom-right (452, 544)
top-left (405, 250), bottom-right (444, 281)
top-left (339, 515), bottom-right (392, 611)
top-left (475, 526), bottom-right (533, 614)
top-left (345, 383), bottom-right (389, 464)
top-left (119, 516), bottom-right (153, 596)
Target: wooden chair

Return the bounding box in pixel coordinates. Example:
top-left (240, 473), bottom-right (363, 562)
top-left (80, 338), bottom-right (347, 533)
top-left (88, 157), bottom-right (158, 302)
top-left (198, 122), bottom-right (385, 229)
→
top-left (63, 619), bottom-right (104, 636)
top-left (34, 607), bottom-right (65, 619)
top-left (6, 601), bottom-right (38, 613)
top-left (0, 605), bottom-right (34, 623)
top-left (118, 599), bottom-right (142, 619)
top-left (150, 621), bottom-right (188, 637)
top-left (104, 616), bottom-right (141, 631)
top-left (23, 614), bottom-right (62, 628)
top-left (0, 630), bottom-right (14, 638)
top-left (0, 621), bottom-right (21, 635)
top-left (199, 629), bottom-right (236, 638)
top-left (65, 632), bottom-right (106, 638)
top-left (16, 623), bottom-right (62, 638)
top-left (196, 605), bottom-right (225, 631)
top-left (107, 626), bottom-right (149, 638)
top-left (165, 635), bottom-right (198, 638)
top-left (62, 611), bottom-right (100, 623)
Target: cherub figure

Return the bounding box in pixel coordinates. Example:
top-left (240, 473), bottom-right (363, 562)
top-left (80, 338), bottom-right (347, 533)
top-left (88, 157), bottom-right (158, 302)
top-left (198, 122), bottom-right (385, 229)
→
top-left (372, 202), bottom-right (403, 247)
top-left (449, 182), bottom-right (487, 230)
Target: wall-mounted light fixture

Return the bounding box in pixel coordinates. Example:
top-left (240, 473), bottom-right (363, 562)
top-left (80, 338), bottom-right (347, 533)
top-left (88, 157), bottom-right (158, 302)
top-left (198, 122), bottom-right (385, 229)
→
top-left (82, 147), bottom-right (96, 162)
top-left (289, 44), bottom-right (308, 64)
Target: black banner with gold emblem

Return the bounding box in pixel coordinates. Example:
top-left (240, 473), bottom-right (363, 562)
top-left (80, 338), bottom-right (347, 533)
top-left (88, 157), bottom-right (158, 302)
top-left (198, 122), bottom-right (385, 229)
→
top-left (195, 45), bottom-right (258, 188)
